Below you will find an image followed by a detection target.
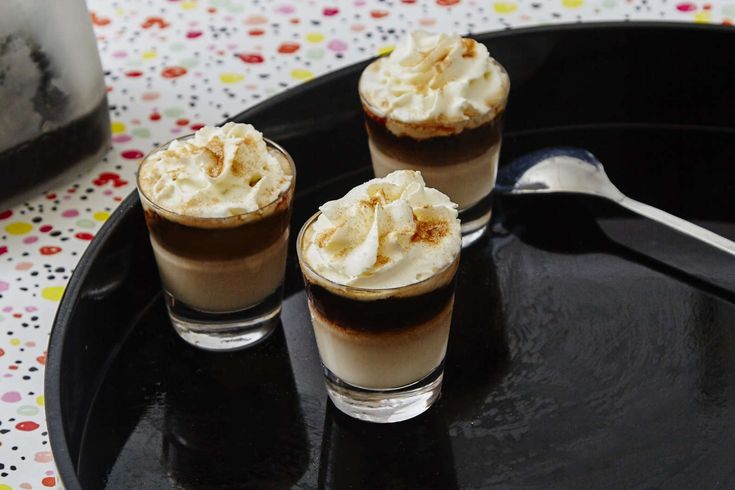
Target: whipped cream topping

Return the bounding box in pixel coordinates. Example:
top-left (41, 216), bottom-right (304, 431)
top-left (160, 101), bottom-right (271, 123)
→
top-left (138, 122), bottom-right (292, 218)
top-left (302, 170), bottom-right (461, 289)
top-left (359, 31), bottom-right (509, 137)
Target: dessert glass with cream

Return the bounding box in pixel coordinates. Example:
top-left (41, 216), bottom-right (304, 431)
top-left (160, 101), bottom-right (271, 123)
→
top-left (137, 123), bottom-right (295, 351)
top-left (297, 170), bottom-right (461, 423)
top-left (359, 31), bottom-right (510, 247)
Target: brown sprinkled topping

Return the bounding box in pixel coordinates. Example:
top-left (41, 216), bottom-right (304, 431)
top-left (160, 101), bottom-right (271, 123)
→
top-left (207, 137), bottom-right (224, 159)
top-left (203, 137), bottom-right (225, 177)
top-left (231, 156), bottom-right (245, 177)
top-left (361, 188), bottom-right (389, 208)
top-left (375, 254), bottom-right (390, 267)
top-left (427, 49), bottom-right (452, 91)
top-left (461, 38), bottom-right (476, 58)
top-left (317, 228), bottom-right (336, 248)
top-left (233, 135), bottom-right (260, 176)
top-left (434, 48), bottom-right (450, 65)
top-left (411, 219), bottom-right (448, 245)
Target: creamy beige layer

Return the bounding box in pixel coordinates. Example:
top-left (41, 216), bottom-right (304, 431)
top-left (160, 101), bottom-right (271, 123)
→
top-left (150, 230), bottom-right (288, 312)
top-left (309, 298), bottom-right (453, 389)
top-left (368, 140), bottom-right (500, 211)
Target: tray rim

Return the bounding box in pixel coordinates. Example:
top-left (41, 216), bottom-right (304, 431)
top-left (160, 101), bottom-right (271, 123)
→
top-left (45, 21), bottom-right (735, 489)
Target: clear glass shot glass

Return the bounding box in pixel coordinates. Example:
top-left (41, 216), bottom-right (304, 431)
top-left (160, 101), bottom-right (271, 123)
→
top-left (297, 212), bottom-right (461, 423)
top-left (359, 61), bottom-right (509, 248)
top-left (136, 136), bottom-right (295, 351)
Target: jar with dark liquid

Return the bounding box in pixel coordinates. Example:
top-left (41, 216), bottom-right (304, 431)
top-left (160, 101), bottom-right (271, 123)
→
top-left (0, 0), bottom-right (110, 201)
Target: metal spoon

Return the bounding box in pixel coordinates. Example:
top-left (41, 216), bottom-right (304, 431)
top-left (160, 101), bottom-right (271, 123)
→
top-left (495, 147), bottom-right (735, 258)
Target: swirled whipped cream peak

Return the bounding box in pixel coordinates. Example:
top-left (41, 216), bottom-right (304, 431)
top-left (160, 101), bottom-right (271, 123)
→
top-left (359, 31), bottom-right (510, 137)
top-left (303, 170), bottom-right (461, 289)
top-left (138, 122), bottom-right (292, 218)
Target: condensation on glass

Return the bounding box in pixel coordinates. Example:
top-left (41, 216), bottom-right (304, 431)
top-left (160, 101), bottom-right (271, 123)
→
top-left (0, 0), bottom-right (110, 200)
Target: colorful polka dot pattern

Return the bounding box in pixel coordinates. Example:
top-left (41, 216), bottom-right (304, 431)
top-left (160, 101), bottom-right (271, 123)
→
top-left (0, 0), bottom-right (730, 486)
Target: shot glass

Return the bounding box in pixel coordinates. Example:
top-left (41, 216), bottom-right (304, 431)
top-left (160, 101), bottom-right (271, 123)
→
top-left (359, 59), bottom-right (509, 247)
top-left (136, 136), bottom-right (295, 351)
top-left (297, 212), bottom-right (461, 423)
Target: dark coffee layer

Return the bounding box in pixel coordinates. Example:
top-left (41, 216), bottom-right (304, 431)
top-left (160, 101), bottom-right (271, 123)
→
top-left (363, 108), bottom-right (503, 166)
top-left (304, 280), bottom-right (454, 333)
top-left (144, 199), bottom-right (291, 260)
top-left (0, 98), bottom-right (109, 199)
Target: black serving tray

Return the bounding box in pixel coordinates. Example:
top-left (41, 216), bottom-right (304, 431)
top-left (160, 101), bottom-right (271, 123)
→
top-left (47, 23), bottom-right (735, 489)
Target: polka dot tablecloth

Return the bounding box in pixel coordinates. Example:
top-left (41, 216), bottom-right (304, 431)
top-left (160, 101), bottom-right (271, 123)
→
top-left (0, 0), bottom-right (731, 487)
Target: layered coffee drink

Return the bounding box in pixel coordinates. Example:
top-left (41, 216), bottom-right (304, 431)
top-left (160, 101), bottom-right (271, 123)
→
top-left (137, 123), bottom-right (295, 350)
top-left (297, 170), bottom-right (461, 422)
top-left (359, 31), bottom-right (510, 245)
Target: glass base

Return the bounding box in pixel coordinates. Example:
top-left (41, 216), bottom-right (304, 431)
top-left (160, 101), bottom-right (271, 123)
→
top-left (164, 287), bottom-right (282, 351)
top-left (459, 192), bottom-right (494, 248)
top-left (324, 363), bottom-right (444, 423)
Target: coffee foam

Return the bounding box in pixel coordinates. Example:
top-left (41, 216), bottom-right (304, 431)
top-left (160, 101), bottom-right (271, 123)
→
top-left (359, 31), bottom-right (509, 138)
top-left (300, 170), bottom-right (461, 291)
top-left (137, 123), bottom-right (293, 219)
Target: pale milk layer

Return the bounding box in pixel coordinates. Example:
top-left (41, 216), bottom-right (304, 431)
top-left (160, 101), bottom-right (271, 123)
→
top-left (310, 299), bottom-right (453, 389)
top-left (150, 230), bottom-right (288, 312)
top-left (369, 140), bottom-right (500, 211)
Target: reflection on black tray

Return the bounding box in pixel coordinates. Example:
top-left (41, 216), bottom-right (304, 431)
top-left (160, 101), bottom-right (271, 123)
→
top-left (319, 406), bottom-right (458, 489)
top-left (442, 241), bottom-right (510, 420)
top-left (77, 304), bottom-right (310, 489)
top-left (161, 326), bottom-right (308, 488)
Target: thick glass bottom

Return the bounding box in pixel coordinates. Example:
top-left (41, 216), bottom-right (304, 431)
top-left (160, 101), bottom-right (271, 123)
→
top-left (165, 287), bottom-right (282, 351)
top-left (460, 192), bottom-right (493, 248)
top-left (324, 362), bottom-right (444, 423)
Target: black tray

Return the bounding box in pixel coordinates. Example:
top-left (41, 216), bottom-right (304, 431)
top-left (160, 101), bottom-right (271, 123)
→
top-left (47, 23), bottom-right (735, 489)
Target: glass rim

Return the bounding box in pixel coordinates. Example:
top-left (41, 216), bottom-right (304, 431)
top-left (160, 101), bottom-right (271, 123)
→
top-left (135, 133), bottom-right (296, 222)
top-left (296, 211), bottom-right (461, 294)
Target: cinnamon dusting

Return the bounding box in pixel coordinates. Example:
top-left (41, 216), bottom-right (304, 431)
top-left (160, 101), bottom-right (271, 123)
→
top-left (461, 38), bottom-right (476, 58)
top-left (317, 228), bottom-right (336, 248)
top-left (434, 48), bottom-right (451, 65)
top-left (411, 219), bottom-right (448, 244)
top-left (362, 188), bottom-right (389, 208)
top-left (231, 155), bottom-right (246, 177)
top-left (203, 137), bottom-right (225, 177)
top-left (375, 254), bottom-right (390, 267)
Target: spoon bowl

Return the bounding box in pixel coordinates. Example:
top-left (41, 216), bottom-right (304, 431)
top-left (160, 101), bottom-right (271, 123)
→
top-left (496, 147), bottom-right (735, 258)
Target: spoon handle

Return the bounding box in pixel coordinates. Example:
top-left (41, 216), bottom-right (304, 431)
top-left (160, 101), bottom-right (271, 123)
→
top-left (618, 197), bottom-right (735, 258)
